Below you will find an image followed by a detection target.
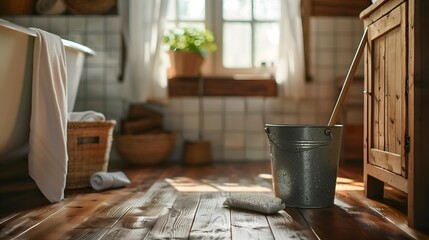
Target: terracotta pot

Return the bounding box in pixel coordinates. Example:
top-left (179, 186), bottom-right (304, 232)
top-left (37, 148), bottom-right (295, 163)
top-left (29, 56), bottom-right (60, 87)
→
top-left (168, 51), bottom-right (204, 77)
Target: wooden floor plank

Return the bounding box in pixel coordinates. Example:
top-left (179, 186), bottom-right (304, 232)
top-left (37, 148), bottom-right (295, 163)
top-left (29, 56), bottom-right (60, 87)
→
top-left (299, 173), bottom-right (415, 240)
top-left (99, 180), bottom-right (179, 240)
top-left (267, 209), bottom-right (318, 240)
top-left (145, 192), bottom-right (201, 239)
top-left (231, 209), bottom-right (273, 240)
top-left (189, 192), bottom-right (231, 240)
top-left (0, 196), bottom-right (74, 239)
top-left (13, 191), bottom-right (131, 240)
top-left (1, 162), bottom-right (428, 239)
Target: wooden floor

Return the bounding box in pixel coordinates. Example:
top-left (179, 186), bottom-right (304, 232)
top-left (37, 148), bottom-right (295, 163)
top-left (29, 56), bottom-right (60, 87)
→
top-left (1, 161), bottom-right (428, 239)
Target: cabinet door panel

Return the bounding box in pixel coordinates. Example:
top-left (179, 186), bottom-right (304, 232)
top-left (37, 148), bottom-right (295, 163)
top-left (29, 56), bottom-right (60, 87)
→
top-left (366, 3), bottom-right (407, 177)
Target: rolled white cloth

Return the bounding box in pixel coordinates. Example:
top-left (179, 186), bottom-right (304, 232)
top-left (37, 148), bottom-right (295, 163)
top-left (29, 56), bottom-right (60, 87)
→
top-left (90, 171), bottom-right (131, 191)
top-left (67, 111), bottom-right (106, 122)
top-left (223, 192), bottom-right (285, 214)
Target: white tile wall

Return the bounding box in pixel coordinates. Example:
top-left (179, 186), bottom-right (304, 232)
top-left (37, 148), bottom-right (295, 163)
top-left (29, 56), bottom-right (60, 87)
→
top-left (3, 15), bottom-right (365, 163)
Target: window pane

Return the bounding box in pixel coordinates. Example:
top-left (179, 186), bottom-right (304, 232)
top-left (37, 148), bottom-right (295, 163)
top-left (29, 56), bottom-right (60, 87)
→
top-left (223, 0), bottom-right (251, 20)
top-left (166, 0), bottom-right (176, 21)
top-left (223, 23), bottom-right (252, 68)
top-left (178, 0), bottom-right (205, 20)
top-left (253, 0), bottom-right (280, 20)
top-left (178, 22), bottom-right (205, 29)
top-left (254, 23), bottom-right (279, 67)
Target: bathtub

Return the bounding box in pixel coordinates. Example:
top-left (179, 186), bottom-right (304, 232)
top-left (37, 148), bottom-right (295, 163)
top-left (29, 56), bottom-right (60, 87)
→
top-left (0, 19), bottom-right (95, 162)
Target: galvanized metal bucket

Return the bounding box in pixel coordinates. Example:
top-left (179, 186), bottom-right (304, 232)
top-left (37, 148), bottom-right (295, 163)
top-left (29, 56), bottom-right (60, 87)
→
top-left (265, 124), bottom-right (343, 208)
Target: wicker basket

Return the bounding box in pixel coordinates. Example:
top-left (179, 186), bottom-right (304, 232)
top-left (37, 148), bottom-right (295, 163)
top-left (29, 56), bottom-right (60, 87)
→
top-left (66, 120), bottom-right (116, 189)
top-left (0, 0), bottom-right (35, 15)
top-left (65, 0), bottom-right (116, 14)
top-left (115, 132), bottom-right (176, 165)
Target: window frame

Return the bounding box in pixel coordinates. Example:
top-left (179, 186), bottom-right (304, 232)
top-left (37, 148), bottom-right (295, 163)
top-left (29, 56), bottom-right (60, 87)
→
top-left (166, 0), bottom-right (279, 77)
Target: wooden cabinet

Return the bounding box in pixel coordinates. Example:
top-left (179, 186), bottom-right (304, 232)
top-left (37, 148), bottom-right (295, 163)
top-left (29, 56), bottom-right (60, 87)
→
top-left (360, 0), bottom-right (429, 229)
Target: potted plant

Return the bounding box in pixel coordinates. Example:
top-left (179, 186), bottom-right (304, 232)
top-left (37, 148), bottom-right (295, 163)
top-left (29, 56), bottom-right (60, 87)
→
top-left (163, 26), bottom-right (217, 77)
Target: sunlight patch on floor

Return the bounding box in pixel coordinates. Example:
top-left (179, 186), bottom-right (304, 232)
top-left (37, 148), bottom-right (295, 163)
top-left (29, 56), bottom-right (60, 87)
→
top-left (164, 177), bottom-right (272, 193)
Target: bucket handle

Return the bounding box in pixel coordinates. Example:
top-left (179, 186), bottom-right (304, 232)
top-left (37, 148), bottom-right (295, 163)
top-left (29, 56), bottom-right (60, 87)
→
top-left (265, 127), bottom-right (333, 153)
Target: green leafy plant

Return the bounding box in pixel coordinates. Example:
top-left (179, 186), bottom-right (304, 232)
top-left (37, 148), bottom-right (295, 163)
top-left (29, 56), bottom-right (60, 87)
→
top-left (163, 26), bottom-right (217, 58)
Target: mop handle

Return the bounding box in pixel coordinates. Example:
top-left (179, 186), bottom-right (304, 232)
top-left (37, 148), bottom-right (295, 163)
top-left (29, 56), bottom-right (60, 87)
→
top-left (328, 27), bottom-right (368, 127)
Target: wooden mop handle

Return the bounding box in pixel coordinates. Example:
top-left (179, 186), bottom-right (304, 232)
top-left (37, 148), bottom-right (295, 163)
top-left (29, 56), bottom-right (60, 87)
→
top-left (328, 27), bottom-right (368, 127)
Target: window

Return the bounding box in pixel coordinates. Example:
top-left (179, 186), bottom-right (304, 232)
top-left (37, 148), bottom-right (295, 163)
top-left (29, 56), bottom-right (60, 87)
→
top-left (166, 0), bottom-right (280, 76)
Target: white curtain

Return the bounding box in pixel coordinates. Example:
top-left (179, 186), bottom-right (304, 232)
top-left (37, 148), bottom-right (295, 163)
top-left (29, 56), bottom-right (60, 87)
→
top-left (119, 0), bottom-right (169, 102)
top-left (276, 0), bottom-right (306, 99)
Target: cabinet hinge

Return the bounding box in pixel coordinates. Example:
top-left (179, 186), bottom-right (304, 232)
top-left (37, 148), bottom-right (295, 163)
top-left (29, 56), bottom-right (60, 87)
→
top-left (405, 135), bottom-right (411, 153)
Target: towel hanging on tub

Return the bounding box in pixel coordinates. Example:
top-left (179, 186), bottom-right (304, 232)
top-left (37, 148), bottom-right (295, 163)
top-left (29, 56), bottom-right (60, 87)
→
top-left (28, 28), bottom-right (68, 203)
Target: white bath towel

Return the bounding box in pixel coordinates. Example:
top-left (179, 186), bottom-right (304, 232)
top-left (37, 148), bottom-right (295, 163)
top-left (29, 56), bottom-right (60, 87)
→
top-left (67, 111), bottom-right (106, 122)
top-left (224, 192), bottom-right (285, 214)
top-left (90, 171), bottom-right (131, 191)
top-left (28, 28), bottom-right (68, 203)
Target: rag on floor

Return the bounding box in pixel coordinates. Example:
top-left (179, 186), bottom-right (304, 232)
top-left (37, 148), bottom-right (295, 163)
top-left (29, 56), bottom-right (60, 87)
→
top-left (90, 171), bottom-right (131, 191)
top-left (223, 192), bottom-right (285, 214)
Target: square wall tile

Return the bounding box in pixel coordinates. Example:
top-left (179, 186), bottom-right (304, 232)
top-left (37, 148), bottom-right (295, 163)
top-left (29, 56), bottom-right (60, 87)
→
top-left (265, 114), bottom-right (284, 125)
top-left (183, 114), bottom-right (200, 131)
top-left (105, 66), bottom-right (120, 83)
top-left (87, 82), bottom-right (105, 99)
top-left (282, 99), bottom-right (299, 114)
top-left (315, 17), bottom-right (335, 33)
top-left (166, 99), bottom-right (183, 113)
top-left (264, 98), bottom-right (283, 113)
top-left (211, 146), bottom-right (224, 161)
top-left (335, 17), bottom-right (354, 34)
top-left (106, 50), bottom-right (120, 67)
top-left (87, 17), bottom-right (105, 33)
top-left (86, 99), bottom-right (105, 113)
top-left (317, 35), bottom-right (335, 50)
top-left (105, 99), bottom-right (124, 117)
top-left (182, 97), bottom-right (200, 114)
top-left (68, 18), bottom-right (86, 32)
top-left (87, 51), bottom-right (106, 65)
top-left (106, 16), bottom-right (120, 33)
top-left (87, 66), bottom-right (105, 82)
top-left (49, 17), bottom-right (67, 34)
top-left (224, 132), bottom-right (245, 148)
top-left (203, 97), bottom-right (224, 112)
top-left (106, 83), bottom-right (121, 98)
top-left (318, 51), bottom-right (335, 67)
top-left (66, 33), bottom-right (84, 45)
top-left (106, 34), bottom-right (120, 49)
top-left (246, 97), bottom-right (264, 112)
top-left (183, 131), bottom-right (200, 142)
top-left (223, 148), bottom-right (245, 161)
top-left (225, 114), bottom-right (245, 131)
top-left (203, 114), bottom-right (223, 132)
top-left (283, 114), bottom-right (299, 124)
top-left (225, 97), bottom-right (245, 112)
top-left (31, 17), bottom-right (49, 29)
top-left (203, 133), bottom-right (223, 148)
top-left (245, 149), bottom-right (268, 161)
top-left (245, 114), bottom-right (264, 132)
top-left (86, 34), bottom-right (105, 51)
top-left (245, 132), bottom-right (266, 148)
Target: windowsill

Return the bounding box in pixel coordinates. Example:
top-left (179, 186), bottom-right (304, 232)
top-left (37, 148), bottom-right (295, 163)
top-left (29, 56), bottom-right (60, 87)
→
top-left (168, 76), bottom-right (277, 97)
